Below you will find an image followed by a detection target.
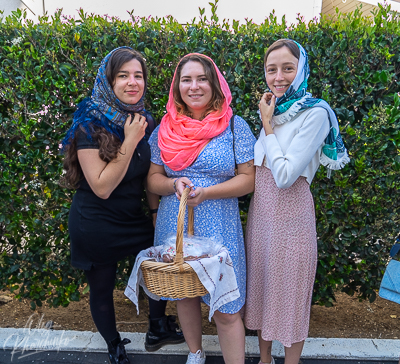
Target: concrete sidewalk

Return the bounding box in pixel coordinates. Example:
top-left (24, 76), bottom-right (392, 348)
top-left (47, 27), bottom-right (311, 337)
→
top-left (0, 328), bottom-right (399, 362)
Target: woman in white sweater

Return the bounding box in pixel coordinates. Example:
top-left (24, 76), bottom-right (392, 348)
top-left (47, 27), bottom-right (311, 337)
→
top-left (244, 39), bottom-right (349, 364)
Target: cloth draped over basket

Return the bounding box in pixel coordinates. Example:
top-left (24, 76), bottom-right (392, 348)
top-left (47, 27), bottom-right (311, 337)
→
top-left (125, 188), bottom-right (240, 319)
top-left (125, 244), bottom-right (239, 321)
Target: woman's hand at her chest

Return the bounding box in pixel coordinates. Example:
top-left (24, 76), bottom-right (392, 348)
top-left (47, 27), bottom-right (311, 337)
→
top-left (77, 113), bottom-right (147, 199)
top-left (123, 113), bottom-right (147, 146)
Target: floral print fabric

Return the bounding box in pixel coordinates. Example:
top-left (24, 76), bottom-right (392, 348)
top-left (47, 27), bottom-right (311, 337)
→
top-left (244, 166), bottom-right (317, 347)
top-left (149, 116), bottom-right (256, 313)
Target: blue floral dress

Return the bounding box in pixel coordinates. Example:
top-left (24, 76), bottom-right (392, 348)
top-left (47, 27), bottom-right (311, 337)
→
top-left (149, 115), bottom-right (256, 313)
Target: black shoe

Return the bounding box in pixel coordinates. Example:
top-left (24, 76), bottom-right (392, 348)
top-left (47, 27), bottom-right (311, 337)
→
top-left (145, 315), bottom-right (185, 352)
top-left (108, 334), bottom-right (131, 364)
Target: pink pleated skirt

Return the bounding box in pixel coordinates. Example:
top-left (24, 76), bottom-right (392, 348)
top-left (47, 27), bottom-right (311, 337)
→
top-left (244, 167), bottom-right (317, 348)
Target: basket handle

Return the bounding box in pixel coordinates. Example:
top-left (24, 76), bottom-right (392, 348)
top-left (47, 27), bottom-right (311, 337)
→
top-left (175, 187), bottom-right (194, 268)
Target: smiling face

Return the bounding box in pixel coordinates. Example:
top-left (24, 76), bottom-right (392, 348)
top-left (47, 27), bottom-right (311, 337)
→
top-left (112, 58), bottom-right (145, 104)
top-left (178, 61), bottom-right (213, 120)
top-left (265, 46), bottom-right (299, 98)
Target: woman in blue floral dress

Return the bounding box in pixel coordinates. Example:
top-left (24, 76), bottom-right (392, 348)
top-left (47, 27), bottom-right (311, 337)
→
top-left (147, 54), bottom-right (256, 364)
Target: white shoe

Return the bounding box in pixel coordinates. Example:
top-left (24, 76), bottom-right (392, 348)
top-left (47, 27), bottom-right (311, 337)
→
top-left (186, 349), bottom-right (206, 364)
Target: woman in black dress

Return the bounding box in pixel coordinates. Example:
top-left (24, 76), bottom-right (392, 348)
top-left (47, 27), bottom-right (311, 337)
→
top-left (61, 47), bottom-right (184, 364)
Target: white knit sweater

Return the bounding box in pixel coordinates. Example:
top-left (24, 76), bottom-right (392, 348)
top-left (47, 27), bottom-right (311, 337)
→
top-left (254, 107), bottom-right (330, 189)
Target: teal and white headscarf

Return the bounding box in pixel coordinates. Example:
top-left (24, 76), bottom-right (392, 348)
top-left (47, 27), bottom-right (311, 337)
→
top-left (265, 40), bottom-right (350, 175)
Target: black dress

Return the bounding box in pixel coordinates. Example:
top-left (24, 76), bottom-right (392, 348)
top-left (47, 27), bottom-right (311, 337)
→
top-left (68, 115), bottom-right (156, 270)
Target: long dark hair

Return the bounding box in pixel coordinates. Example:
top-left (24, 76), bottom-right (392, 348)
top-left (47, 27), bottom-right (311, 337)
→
top-left (61, 48), bottom-right (146, 189)
top-left (172, 54), bottom-right (225, 119)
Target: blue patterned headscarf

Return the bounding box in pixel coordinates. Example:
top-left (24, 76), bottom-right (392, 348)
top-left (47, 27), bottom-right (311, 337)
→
top-left (62, 47), bottom-right (146, 147)
top-left (268, 40), bottom-right (350, 174)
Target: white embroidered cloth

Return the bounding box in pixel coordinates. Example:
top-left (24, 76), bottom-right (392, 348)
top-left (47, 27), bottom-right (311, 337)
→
top-left (124, 245), bottom-right (239, 321)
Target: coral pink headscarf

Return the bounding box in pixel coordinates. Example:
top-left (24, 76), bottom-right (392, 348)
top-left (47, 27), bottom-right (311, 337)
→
top-left (158, 53), bottom-right (233, 171)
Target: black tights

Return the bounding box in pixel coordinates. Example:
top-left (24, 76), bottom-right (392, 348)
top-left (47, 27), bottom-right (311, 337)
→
top-left (84, 264), bottom-right (167, 342)
top-left (148, 296), bottom-right (167, 320)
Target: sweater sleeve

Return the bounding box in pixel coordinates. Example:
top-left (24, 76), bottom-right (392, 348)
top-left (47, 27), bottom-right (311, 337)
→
top-left (262, 108), bottom-right (330, 189)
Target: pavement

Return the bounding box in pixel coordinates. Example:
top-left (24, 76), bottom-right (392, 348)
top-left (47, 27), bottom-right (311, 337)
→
top-left (0, 329), bottom-right (399, 363)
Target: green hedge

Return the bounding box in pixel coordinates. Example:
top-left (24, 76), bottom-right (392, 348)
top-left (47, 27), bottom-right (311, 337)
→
top-left (0, 3), bottom-right (399, 309)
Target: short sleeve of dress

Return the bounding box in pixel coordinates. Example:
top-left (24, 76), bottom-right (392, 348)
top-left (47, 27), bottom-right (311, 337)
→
top-left (75, 128), bottom-right (99, 150)
top-left (148, 125), bottom-right (163, 165)
top-left (233, 115), bottom-right (256, 165)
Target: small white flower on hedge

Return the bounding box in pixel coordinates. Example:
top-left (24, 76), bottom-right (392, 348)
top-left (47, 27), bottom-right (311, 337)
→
top-left (11, 37), bottom-right (23, 45)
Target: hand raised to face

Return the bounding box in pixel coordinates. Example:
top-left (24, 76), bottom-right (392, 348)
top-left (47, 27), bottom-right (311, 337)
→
top-left (259, 92), bottom-right (276, 135)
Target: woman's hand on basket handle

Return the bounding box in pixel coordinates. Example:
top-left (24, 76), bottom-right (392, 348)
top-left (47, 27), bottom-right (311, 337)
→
top-left (186, 160), bottom-right (255, 206)
top-left (186, 187), bottom-right (207, 207)
top-left (147, 163), bottom-right (195, 198)
top-left (174, 177), bottom-right (195, 200)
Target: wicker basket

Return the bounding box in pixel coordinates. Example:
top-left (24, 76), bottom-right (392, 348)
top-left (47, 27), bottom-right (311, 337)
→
top-left (140, 188), bottom-right (208, 299)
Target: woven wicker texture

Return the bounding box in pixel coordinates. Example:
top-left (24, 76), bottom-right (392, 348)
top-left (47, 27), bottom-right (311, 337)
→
top-left (140, 188), bottom-right (208, 298)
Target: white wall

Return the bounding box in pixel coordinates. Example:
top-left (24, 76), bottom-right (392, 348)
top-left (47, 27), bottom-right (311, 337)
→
top-left (216, 0), bottom-right (322, 24)
top-left (0, 0), bottom-right (323, 25)
top-left (0, 0), bottom-right (43, 19)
